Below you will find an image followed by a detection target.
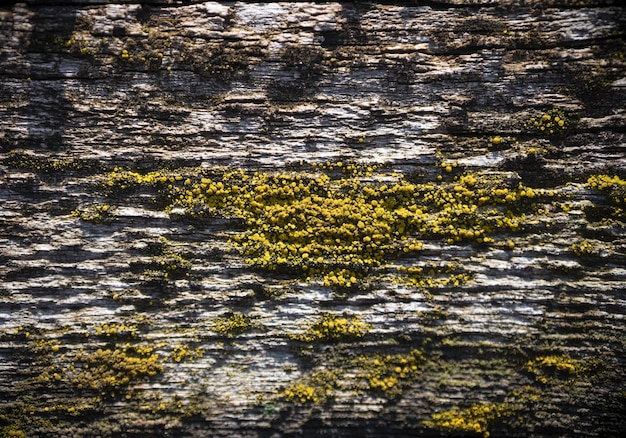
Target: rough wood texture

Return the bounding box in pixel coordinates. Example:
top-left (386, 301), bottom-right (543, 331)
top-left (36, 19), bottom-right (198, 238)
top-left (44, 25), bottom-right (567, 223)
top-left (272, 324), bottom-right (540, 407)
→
top-left (1, 1), bottom-right (625, 437)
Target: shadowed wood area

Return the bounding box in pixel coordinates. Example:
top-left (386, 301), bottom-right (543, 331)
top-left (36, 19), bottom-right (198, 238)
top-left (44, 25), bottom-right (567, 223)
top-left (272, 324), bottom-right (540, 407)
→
top-left (1, 1), bottom-right (625, 437)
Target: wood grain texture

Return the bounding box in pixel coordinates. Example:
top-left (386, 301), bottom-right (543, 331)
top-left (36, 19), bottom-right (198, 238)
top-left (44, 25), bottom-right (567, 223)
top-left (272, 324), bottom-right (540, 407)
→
top-left (1, 1), bottom-right (625, 437)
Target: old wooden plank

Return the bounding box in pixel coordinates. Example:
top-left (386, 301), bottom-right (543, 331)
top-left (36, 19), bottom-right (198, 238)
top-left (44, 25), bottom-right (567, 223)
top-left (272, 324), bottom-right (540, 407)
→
top-left (0, 1), bottom-right (625, 437)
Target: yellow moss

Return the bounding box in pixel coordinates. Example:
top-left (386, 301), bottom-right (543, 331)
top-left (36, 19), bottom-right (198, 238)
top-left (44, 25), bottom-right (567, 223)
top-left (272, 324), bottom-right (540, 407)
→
top-left (0, 426), bottom-right (26, 438)
top-left (143, 237), bottom-right (192, 280)
top-left (93, 322), bottom-right (138, 339)
top-left (586, 174), bottom-right (626, 221)
top-left (587, 174), bottom-right (626, 204)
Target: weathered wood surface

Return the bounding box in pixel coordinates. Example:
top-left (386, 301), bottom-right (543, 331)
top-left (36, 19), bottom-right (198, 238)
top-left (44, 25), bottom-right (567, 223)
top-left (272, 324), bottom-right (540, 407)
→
top-left (1, 1), bottom-right (625, 437)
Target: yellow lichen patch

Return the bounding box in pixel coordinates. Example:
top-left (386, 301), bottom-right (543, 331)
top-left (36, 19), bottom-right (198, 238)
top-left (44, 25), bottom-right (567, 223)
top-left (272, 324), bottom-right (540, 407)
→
top-left (525, 355), bottom-right (583, 385)
top-left (281, 370), bottom-right (337, 404)
top-left (356, 349), bottom-right (425, 395)
top-left (424, 402), bottom-right (512, 438)
top-left (142, 236), bottom-right (192, 280)
top-left (2, 151), bottom-right (91, 174)
top-left (68, 346), bottom-right (162, 392)
top-left (0, 426), bottom-right (27, 438)
top-left (394, 262), bottom-right (472, 289)
top-left (72, 203), bottom-right (116, 223)
top-left (290, 313), bottom-right (371, 342)
top-left (587, 174), bottom-right (626, 192)
top-left (585, 175), bottom-right (626, 224)
top-left (169, 344), bottom-right (205, 363)
top-left (570, 239), bottom-right (598, 257)
top-left (210, 312), bottom-right (255, 337)
top-left (523, 108), bottom-right (570, 136)
top-left (278, 348), bottom-right (425, 405)
top-left (488, 135), bottom-right (517, 149)
top-left (101, 163), bottom-right (553, 290)
top-left (311, 160), bottom-right (380, 177)
top-left (586, 174), bottom-right (626, 220)
top-left (25, 322), bottom-right (165, 400)
top-left (93, 322), bottom-right (138, 339)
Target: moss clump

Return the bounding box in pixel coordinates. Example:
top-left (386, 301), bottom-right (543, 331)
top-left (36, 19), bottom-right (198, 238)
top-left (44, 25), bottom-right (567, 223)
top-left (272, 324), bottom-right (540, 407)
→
top-left (290, 313), bottom-right (371, 343)
top-left (424, 402), bottom-right (512, 438)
